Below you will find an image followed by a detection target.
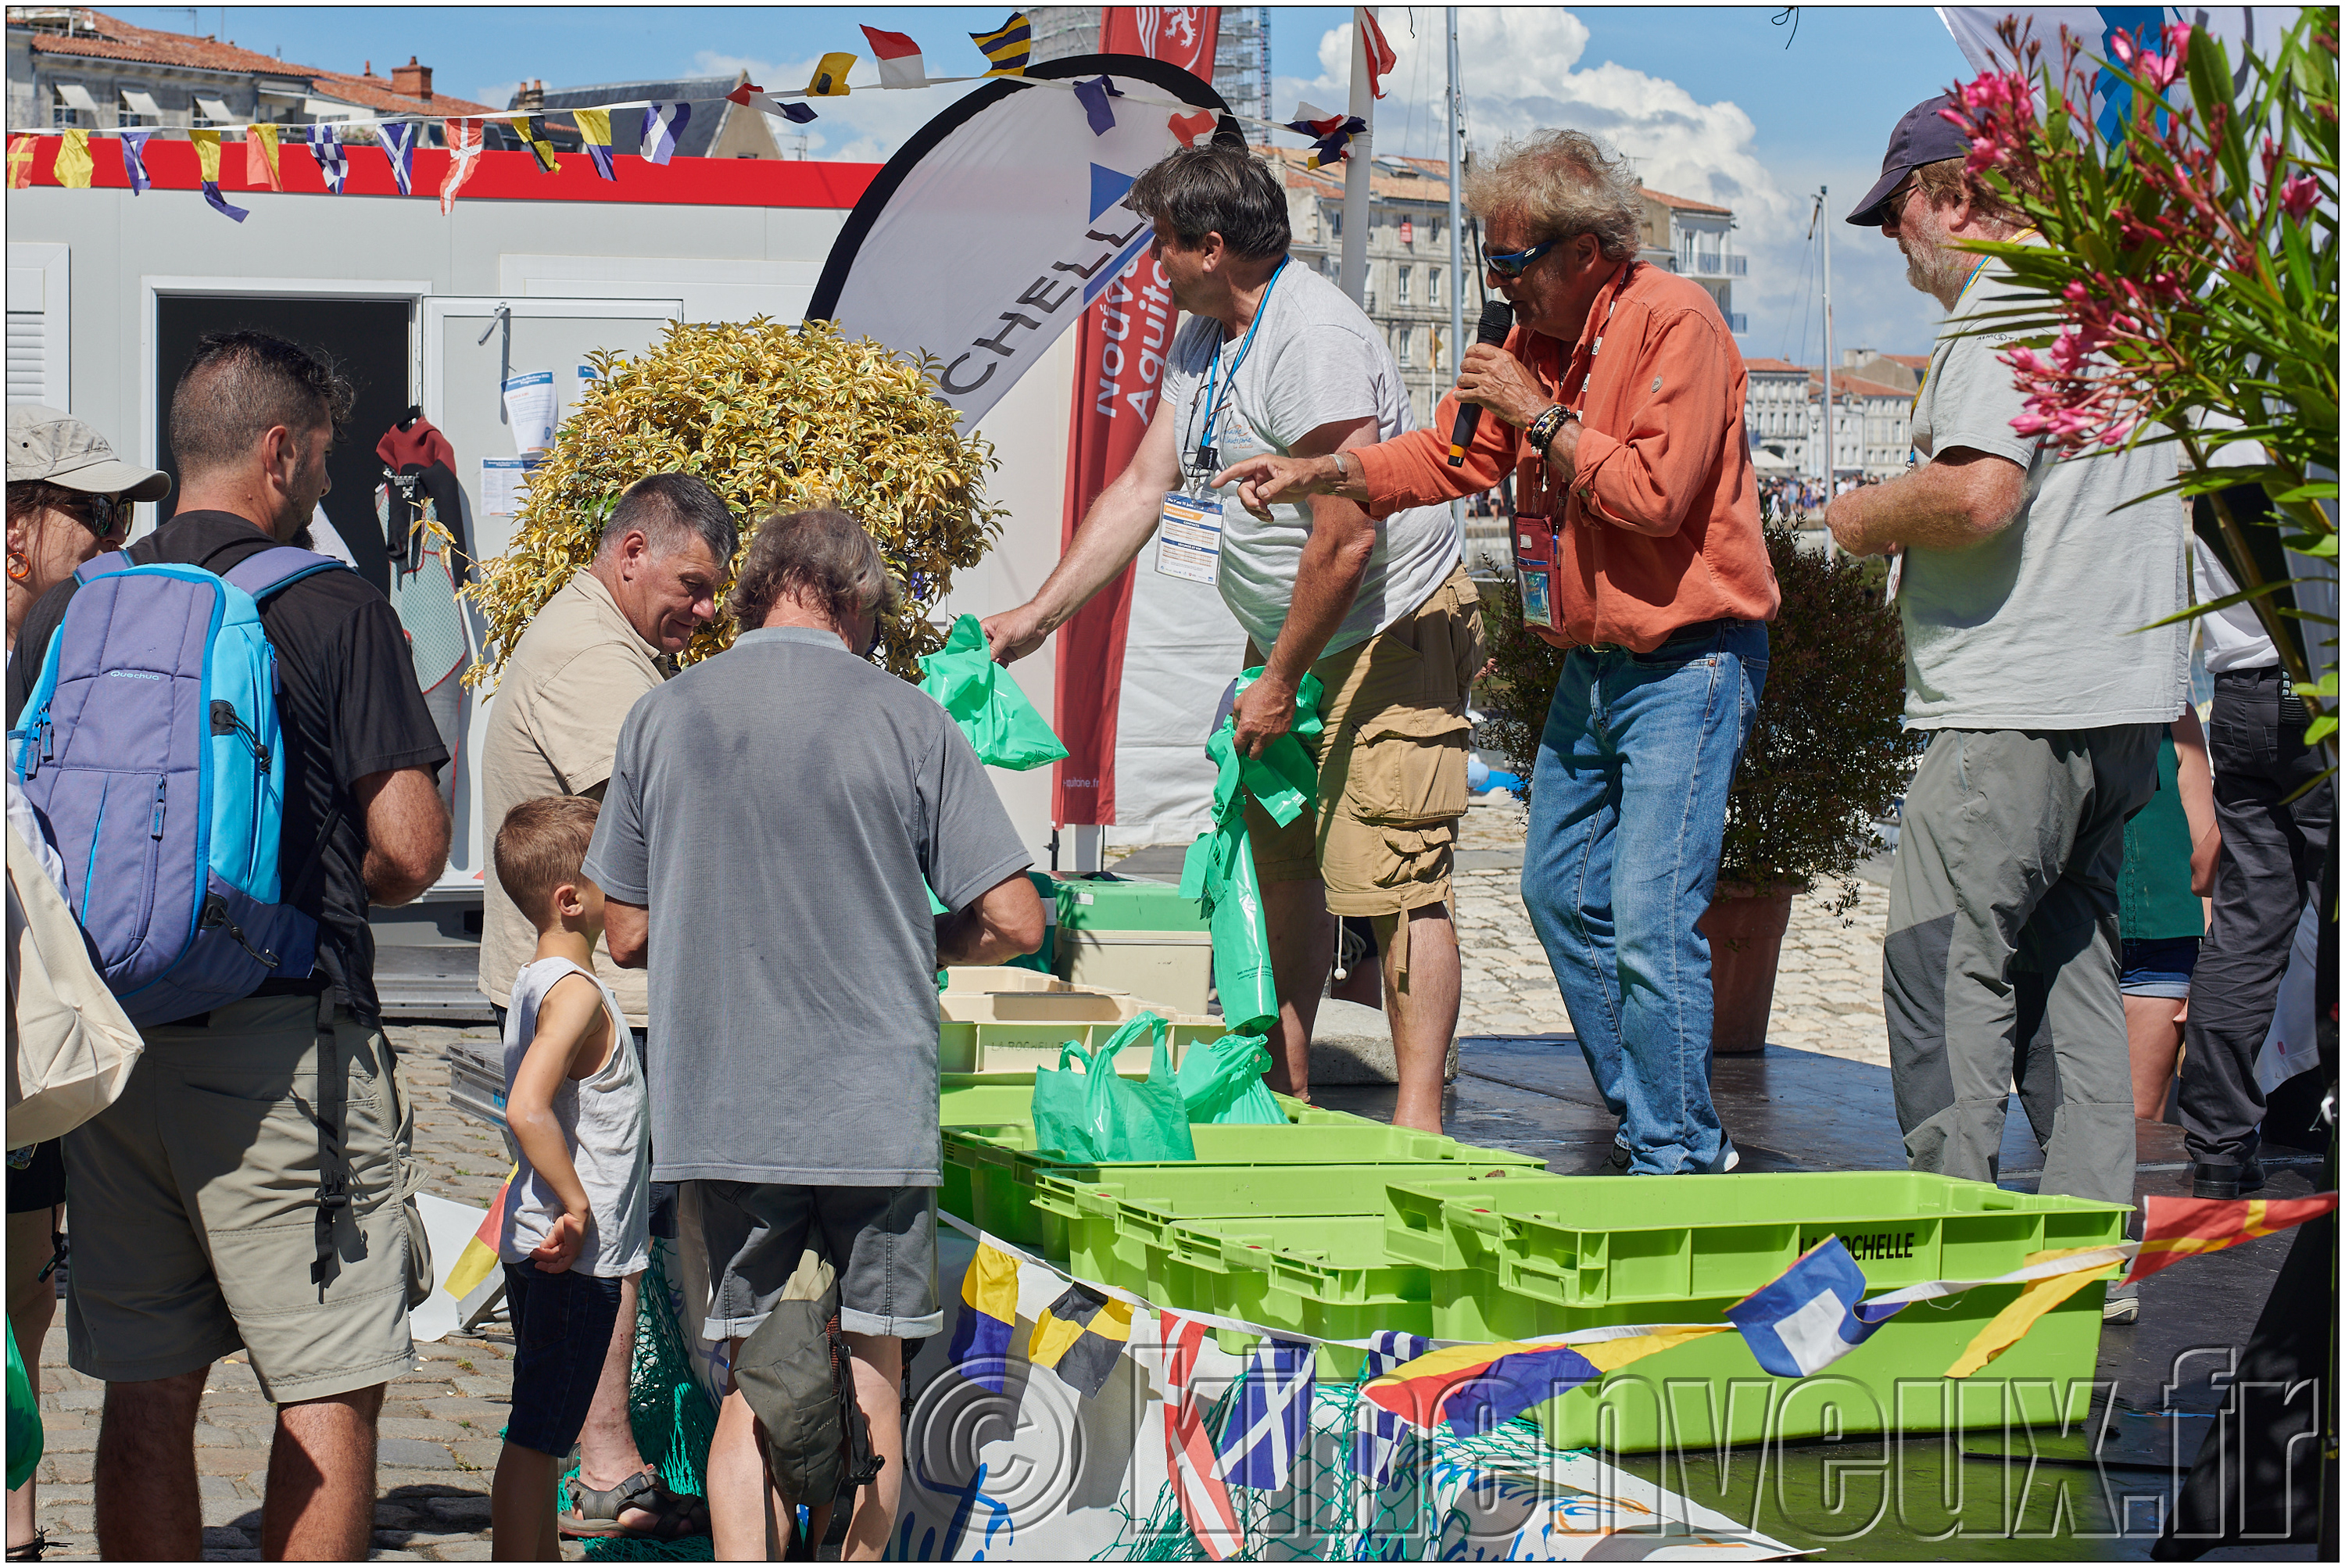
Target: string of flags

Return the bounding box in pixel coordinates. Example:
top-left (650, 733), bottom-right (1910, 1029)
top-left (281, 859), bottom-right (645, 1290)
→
top-left (936, 1187), bottom-right (2340, 1547)
top-left (4, 7), bottom-right (1417, 222)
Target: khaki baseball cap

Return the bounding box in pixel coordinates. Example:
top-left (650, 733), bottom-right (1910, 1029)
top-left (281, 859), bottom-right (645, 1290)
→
top-left (5, 405), bottom-right (171, 502)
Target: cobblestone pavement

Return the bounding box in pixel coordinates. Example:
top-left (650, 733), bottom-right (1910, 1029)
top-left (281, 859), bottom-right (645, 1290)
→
top-left (1451, 799), bottom-right (1891, 1066)
top-left (24, 804), bottom-right (1888, 1561)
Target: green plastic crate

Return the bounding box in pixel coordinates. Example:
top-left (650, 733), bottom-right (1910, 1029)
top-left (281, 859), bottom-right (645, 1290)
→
top-left (1054, 875), bottom-right (1210, 933)
top-left (1377, 1170), bottom-right (2128, 1452)
top-left (1160, 1214), bottom-right (1437, 1378)
top-left (954, 1124), bottom-right (1541, 1252)
top-left (936, 1016), bottom-right (1227, 1076)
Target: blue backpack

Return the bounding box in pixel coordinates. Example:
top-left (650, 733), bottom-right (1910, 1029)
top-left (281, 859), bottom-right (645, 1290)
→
top-left (9, 546), bottom-right (349, 1027)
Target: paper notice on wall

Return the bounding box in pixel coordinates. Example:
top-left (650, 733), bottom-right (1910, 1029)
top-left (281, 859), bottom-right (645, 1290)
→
top-left (502, 369), bottom-right (557, 453)
top-left (482, 455), bottom-right (542, 517)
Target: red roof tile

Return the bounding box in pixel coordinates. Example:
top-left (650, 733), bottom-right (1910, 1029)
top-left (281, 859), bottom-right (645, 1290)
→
top-left (1810, 373), bottom-right (1915, 400)
top-left (305, 68), bottom-right (499, 118)
top-left (1642, 187), bottom-right (1733, 215)
top-left (1742, 357), bottom-right (1812, 374)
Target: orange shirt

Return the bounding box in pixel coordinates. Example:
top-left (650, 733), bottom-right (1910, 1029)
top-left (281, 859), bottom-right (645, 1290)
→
top-left (1354, 260), bottom-right (1778, 652)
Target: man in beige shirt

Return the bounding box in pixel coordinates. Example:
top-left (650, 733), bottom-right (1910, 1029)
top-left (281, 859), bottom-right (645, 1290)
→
top-left (476, 471), bottom-right (736, 1537)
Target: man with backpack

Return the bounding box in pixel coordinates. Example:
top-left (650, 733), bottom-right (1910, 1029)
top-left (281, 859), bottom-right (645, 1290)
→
top-left (5, 331), bottom-right (451, 1559)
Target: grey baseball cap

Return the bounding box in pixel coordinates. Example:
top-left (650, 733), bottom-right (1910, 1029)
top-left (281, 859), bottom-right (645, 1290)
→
top-left (1847, 92), bottom-right (1969, 227)
top-left (6, 405), bottom-right (171, 501)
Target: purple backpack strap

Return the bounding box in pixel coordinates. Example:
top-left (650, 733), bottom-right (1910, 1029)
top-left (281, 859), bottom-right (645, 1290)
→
top-left (221, 546), bottom-right (349, 603)
top-left (72, 552), bottom-right (135, 586)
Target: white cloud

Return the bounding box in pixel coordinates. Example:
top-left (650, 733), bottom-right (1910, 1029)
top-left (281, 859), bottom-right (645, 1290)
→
top-left (1272, 10), bottom-right (1942, 361)
top-left (468, 80), bottom-right (523, 113)
top-left (690, 48), bottom-right (982, 163)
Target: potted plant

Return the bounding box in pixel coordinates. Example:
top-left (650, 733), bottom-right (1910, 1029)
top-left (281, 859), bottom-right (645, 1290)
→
top-left (1478, 519), bottom-right (1918, 1054)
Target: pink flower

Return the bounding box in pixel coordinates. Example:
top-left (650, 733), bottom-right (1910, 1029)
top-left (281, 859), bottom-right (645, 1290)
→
top-left (2100, 418), bottom-right (2136, 447)
top-left (2109, 28), bottom-right (2139, 66)
top-left (2281, 174), bottom-right (2319, 221)
top-left (2011, 410), bottom-right (2053, 435)
top-left (2262, 136), bottom-right (2283, 183)
top-left (2002, 345), bottom-right (2049, 374)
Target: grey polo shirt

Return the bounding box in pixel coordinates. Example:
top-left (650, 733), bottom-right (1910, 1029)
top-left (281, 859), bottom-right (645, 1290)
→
top-left (582, 625), bottom-right (1031, 1186)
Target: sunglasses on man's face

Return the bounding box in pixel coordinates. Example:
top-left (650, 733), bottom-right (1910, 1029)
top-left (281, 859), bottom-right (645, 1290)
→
top-left (1484, 237), bottom-right (1558, 281)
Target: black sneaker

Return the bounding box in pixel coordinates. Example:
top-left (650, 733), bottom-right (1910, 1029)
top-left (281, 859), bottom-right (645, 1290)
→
top-left (2191, 1159), bottom-right (2266, 1200)
top-left (1602, 1137), bottom-right (1632, 1174)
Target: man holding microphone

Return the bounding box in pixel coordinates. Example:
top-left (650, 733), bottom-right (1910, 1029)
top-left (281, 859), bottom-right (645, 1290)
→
top-left (983, 142), bottom-right (1477, 1133)
top-left (1217, 129), bottom-right (1776, 1176)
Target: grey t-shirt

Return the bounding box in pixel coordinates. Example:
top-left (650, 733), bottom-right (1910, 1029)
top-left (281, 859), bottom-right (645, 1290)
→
top-left (1902, 247), bottom-right (2188, 729)
top-left (1165, 262), bottom-right (1462, 657)
top-left (582, 626), bottom-right (1032, 1187)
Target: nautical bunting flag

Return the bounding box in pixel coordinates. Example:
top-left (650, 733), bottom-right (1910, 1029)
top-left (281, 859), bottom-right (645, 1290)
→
top-left (514, 115), bottom-right (560, 173)
top-left (1072, 74), bottom-right (1122, 135)
top-left (944, 1243), bottom-right (1020, 1393)
top-left (1944, 1246), bottom-right (2114, 1378)
top-left (1725, 1237), bottom-right (1901, 1378)
top-left (807, 52), bottom-right (857, 96)
top-left (1286, 102), bottom-right (1366, 168)
top-left (1155, 1312), bottom-right (1243, 1560)
top-left (306, 123), bottom-right (347, 192)
top-left (52, 128), bottom-right (92, 188)
top-left (5, 135), bottom-right (35, 189)
top-left (861, 25), bottom-right (926, 88)
top-left (244, 123), bottom-right (282, 192)
top-left (118, 128), bottom-right (152, 192)
top-left (1027, 1283), bottom-right (1133, 1398)
top-left (573, 109), bottom-right (616, 181)
top-left (1351, 1399), bottom-right (1416, 1491)
top-left (439, 119), bottom-right (484, 213)
top-left (778, 101), bottom-right (818, 125)
top-left (972, 11), bottom-right (1032, 76)
top-left (1359, 6), bottom-right (1398, 98)
top-left (190, 129), bottom-right (249, 220)
top-left (2123, 1192), bottom-right (2340, 1285)
top-left (640, 102), bottom-right (689, 165)
top-left (1358, 1330), bottom-right (1432, 1381)
top-left (374, 121), bottom-right (417, 195)
top-left (1216, 1338), bottom-right (1315, 1491)
top-left (1169, 108), bottom-right (1218, 148)
top-left (441, 1168), bottom-right (519, 1303)
top-left (1365, 1327), bottom-right (1731, 1437)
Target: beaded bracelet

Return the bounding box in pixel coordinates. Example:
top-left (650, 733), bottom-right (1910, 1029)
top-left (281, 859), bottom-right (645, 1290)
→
top-left (1527, 404), bottom-right (1572, 456)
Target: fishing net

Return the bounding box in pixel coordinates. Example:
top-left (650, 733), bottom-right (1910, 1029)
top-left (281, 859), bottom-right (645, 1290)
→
top-left (572, 1241), bottom-right (721, 1562)
top-left (1097, 1366), bottom-right (1567, 1561)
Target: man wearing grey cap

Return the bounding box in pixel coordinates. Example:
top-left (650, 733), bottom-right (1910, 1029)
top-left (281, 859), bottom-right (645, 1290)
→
top-left (1824, 95), bottom-right (2187, 1323)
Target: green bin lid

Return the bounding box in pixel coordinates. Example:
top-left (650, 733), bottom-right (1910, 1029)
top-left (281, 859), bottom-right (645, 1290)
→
top-left (1055, 874), bottom-right (1208, 933)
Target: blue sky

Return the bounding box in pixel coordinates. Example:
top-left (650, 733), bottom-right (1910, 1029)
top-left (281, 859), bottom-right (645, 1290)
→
top-left (117, 6), bottom-right (1977, 356)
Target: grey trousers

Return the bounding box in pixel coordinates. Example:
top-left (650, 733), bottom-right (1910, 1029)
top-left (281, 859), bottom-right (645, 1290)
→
top-left (1882, 725), bottom-right (2161, 1207)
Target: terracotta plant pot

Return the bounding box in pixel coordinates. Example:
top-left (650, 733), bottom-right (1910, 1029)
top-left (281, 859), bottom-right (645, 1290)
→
top-left (1700, 881), bottom-right (1801, 1057)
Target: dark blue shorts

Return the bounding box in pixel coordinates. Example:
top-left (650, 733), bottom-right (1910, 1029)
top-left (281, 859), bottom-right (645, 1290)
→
top-left (502, 1260), bottom-right (625, 1457)
top-left (2120, 936), bottom-right (2200, 1000)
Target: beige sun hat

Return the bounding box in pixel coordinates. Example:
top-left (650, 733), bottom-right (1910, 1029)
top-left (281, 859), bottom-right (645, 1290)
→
top-left (5, 405), bottom-right (171, 503)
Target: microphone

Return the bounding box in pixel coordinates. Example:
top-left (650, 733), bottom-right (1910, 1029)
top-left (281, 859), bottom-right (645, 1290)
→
top-left (1448, 300), bottom-right (1516, 467)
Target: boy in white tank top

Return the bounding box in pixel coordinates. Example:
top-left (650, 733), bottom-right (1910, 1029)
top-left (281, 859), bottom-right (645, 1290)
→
top-left (485, 796), bottom-right (671, 1556)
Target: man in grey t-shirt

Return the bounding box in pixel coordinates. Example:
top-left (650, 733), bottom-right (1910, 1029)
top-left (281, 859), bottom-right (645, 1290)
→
top-left (984, 144), bottom-right (1480, 1135)
top-left (1828, 100), bottom-right (2185, 1304)
top-left (586, 510), bottom-right (1040, 1558)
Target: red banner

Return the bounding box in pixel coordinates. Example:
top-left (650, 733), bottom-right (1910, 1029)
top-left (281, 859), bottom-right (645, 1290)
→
top-left (1053, 6), bottom-right (1220, 827)
top-left (1101, 7), bottom-right (1221, 81)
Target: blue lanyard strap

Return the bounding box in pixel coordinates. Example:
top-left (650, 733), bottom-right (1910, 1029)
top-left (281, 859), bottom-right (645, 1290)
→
top-left (1192, 256), bottom-right (1287, 471)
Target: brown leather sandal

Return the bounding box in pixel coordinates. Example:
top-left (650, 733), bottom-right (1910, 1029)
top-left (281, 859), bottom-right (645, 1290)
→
top-left (559, 1470), bottom-right (710, 1540)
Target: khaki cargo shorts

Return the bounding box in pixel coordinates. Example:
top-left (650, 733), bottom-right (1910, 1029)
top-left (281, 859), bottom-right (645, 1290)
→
top-left (64, 997), bottom-right (428, 1402)
top-left (1245, 563), bottom-right (1486, 929)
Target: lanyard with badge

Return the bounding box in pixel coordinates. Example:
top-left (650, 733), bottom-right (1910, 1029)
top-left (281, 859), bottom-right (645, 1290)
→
top-left (1513, 283), bottom-right (1619, 635)
top-left (1156, 258), bottom-right (1287, 585)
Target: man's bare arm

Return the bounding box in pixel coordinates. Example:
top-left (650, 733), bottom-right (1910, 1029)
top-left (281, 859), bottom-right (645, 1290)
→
top-left (936, 872), bottom-right (1045, 968)
top-left (1230, 416), bottom-right (1381, 758)
top-left (982, 400), bottom-right (1186, 664)
top-left (605, 898), bottom-right (649, 968)
top-left (1825, 448), bottom-right (2028, 557)
top-left (356, 765), bottom-right (450, 906)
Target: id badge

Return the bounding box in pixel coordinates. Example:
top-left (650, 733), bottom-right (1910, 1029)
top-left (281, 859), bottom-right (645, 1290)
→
top-left (1155, 491), bottom-right (1223, 585)
top-left (1513, 514), bottom-right (1559, 631)
top-left (1883, 547), bottom-right (1906, 603)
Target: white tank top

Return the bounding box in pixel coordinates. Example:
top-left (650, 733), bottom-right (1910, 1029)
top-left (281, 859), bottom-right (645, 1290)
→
top-left (498, 956), bottom-right (650, 1276)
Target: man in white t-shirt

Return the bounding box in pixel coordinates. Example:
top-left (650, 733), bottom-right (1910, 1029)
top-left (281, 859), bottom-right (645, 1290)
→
top-left (984, 144), bottom-right (1479, 1133)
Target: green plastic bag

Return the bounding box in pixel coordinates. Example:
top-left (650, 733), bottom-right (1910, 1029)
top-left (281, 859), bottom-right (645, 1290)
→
top-left (918, 614), bottom-right (1070, 771)
top-left (1029, 1014), bottom-right (1196, 1163)
top-left (1180, 669), bottom-right (1326, 1036)
top-left (1175, 1029), bottom-right (1287, 1125)
top-left (6, 1322), bottom-right (38, 1492)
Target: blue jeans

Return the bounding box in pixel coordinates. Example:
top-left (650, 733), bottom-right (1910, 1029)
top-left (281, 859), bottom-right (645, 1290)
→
top-left (1521, 619), bottom-right (1768, 1174)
